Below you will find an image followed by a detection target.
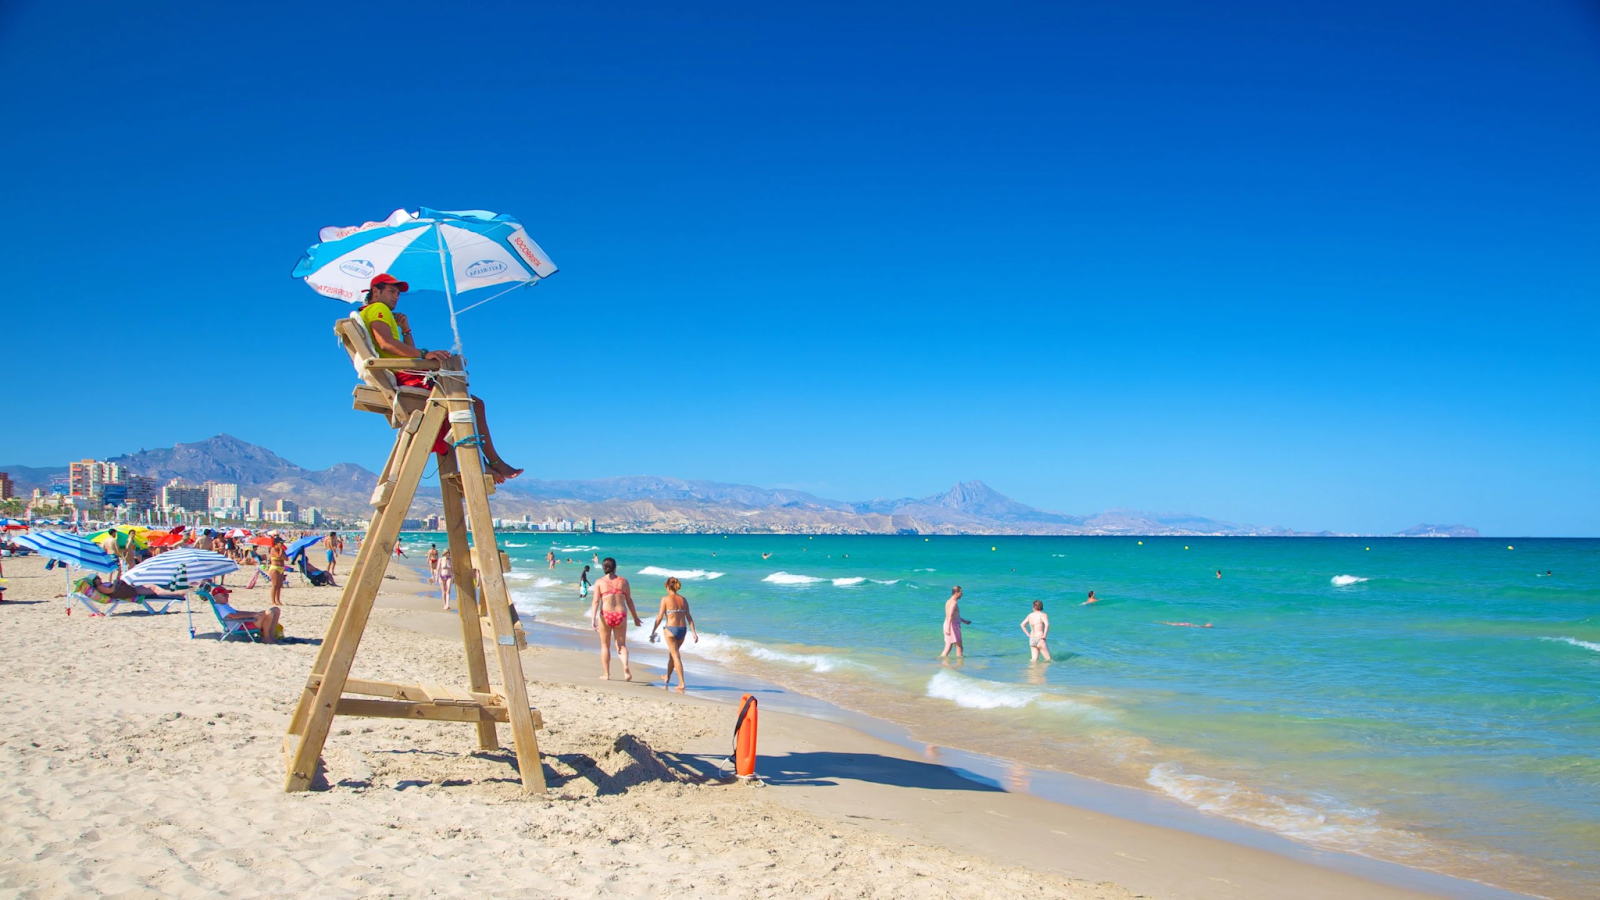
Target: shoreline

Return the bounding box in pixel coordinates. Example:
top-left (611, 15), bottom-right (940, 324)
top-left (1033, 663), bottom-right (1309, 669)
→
top-left (0, 550), bottom-right (1538, 898)
top-left (388, 554), bottom-right (1530, 900)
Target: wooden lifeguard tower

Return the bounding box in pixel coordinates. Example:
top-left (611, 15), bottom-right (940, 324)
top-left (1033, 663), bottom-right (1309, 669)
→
top-left (281, 316), bottom-right (544, 793)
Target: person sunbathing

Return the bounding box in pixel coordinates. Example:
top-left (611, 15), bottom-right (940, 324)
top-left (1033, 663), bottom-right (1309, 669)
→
top-left (209, 586), bottom-right (283, 644)
top-left (358, 273), bottom-right (523, 482)
top-left (81, 575), bottom-right (185, 603)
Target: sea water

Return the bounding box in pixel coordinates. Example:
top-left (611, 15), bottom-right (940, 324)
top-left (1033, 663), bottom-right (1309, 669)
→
top-left (402, 533), bottom-right (1600, 898)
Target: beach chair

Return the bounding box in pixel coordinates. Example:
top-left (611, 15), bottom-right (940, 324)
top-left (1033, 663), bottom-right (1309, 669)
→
top-left (72, 579), bottom-right (182, 616)
top-left (335, 313), bottom-right (431, 428)
top-left (198, 584), bottom-right (260, 642)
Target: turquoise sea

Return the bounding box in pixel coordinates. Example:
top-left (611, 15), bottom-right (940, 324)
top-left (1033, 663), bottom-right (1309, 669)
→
top-left (403, 533), bottom-right (1600, 898)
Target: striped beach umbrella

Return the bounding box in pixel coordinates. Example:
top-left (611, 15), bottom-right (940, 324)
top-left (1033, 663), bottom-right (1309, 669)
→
top-left (14, 531), bottom-right (119, 573)
top-left (123, 549), bottom-right (238, 586)
top-left (292, 208), bottom-right (559, 352)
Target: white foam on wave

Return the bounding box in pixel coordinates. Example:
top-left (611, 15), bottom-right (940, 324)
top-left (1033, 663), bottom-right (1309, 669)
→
top-left (1331, 575), bottom-right (1369, 586)
top-left (926, 670), bottom-right (1041, 709)
top-left (1541, 636), bottom-right (1600, 654)
top-left (504, 542), bottom-right (527, 547)
top-left (638, 566), bottom-right (725, 580)
top-left (554, 545), bottom-right (598, 553)
top-left (764, 572), bottom-right (827, 585)
top-left (872, 578), bottom-right (900, 585)
top-left (914, 567), bottom-right (936, 572)
top-left (1147, 763), bottom-right (1396, 850)
top-left (687, 633), bottom-right (854, 673)
top-left (832, 577), bottom-right (866, 586)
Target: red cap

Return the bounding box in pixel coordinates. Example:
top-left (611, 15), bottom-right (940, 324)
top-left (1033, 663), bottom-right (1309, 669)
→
top-left (368, 273), bottom-right (409, 292)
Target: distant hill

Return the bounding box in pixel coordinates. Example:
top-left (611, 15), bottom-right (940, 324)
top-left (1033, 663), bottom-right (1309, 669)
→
top-left (7, 435), bottom-right (1477, 536)
top-left (104, 434), bottom-right (380, 513)
top-left (1396, 524), bottom-right (1481, 538)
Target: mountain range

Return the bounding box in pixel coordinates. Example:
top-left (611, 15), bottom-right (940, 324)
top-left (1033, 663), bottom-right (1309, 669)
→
top-left (2, 435), bottom-right (1478, 537)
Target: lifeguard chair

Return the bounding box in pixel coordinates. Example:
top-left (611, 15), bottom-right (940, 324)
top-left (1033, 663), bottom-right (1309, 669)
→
top-left (281, 315), bottom-right (544, 793)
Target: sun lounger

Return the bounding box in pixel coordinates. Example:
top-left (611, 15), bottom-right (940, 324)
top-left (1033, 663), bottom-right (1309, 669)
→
top-left (73, 588), bottom-right (183, 616)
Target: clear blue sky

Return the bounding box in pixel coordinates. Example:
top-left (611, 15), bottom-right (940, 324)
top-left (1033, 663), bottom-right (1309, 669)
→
top-left (2, 2), bottom-right (1596, 535)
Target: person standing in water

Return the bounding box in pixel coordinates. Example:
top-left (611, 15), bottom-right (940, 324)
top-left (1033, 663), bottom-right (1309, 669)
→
top-left (426, 544), bottom-right (440, 584)
top-left (650, 576), bottom-right (699, 693)
top-left (547, 549), bottom-right (556, 570)
top-left (940, 586), bottom-right (971, 659)
top-left (588, 557), bottom-right (642, 681)
top-left (579, 564), bottom-right (592, 598)
top-left (1020, 600), bottom-right (1051, 662)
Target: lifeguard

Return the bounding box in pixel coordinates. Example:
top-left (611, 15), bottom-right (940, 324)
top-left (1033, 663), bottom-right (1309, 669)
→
top-left (358, 273), bottom-right (523, 481)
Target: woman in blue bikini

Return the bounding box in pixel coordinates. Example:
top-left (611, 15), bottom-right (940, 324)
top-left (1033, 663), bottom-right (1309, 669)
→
top-left (649, 576), bottom-right (699, 693)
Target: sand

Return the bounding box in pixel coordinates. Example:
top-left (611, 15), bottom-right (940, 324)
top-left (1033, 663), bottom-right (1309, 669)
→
top-left (0, 553), bottom-right (1453, 899)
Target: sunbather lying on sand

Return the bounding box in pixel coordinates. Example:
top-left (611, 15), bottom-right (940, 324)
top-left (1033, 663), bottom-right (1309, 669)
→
top-left (80, 575), bottom-right (184, 602)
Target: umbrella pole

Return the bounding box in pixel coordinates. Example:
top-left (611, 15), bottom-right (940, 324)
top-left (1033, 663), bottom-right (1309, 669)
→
top-left (437, 237), bottom-right (462, 354)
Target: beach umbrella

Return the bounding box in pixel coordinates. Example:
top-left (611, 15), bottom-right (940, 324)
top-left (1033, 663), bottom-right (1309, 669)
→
top-left (1, 518), bottom-right (27, 531)
top-left (225, 528), bottom-right (251, 538)
top-left (87, 525), bottom-right (148, 550)
top-left (13, 531), bottom-right (118, 573)
top-left (248, 534), bottom-right (276, 547)
top-left (123, 549), bottom-right (238, 586)
top-left (292, 207), bottom-right (559, 352)
top-left (284, 535), bottom-right (323, 559)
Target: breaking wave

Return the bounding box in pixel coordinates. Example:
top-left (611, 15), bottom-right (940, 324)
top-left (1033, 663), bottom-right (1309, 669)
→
top-left (1146, 762), bottom-right (1404, 853)
top-left (638, 566), bottom-right (725, 580)
top-left (1331, 575), bottom-right (1369, 586)
top-left (764, 572), bottom-right (827, 585)
top-left (926, 670), bottom-right (1042, 709)
top-left (1541, 636), bottom-right (1600, 654)
top-left (687, 633), bottom-right (855, 673)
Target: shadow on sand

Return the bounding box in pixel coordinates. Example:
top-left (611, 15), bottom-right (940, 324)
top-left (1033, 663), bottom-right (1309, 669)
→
top-left (666, 750), bottom-right (1004, 792)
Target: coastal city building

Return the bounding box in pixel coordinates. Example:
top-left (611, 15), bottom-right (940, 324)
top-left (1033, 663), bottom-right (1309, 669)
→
top-left (298, 507), bottom-right (324, 527)
top-left (275, 498), bottom-right (299, 517)
top-left (244, 497), bottom-right (263, 520)
top-left (161, 480), bottom-right (209, 514)
top-left (206, 481), bottom-right (239, 510)
top-left (0, 471), bottom-right (12, 500)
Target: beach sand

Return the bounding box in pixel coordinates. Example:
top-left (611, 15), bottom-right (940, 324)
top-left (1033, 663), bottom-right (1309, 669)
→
top-left (0, 553), bottom-right (1450, 899)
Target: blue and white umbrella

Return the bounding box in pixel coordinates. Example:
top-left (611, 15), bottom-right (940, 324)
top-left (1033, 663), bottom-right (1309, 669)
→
top-left (14, 531), bottom-right (118, 573)
top-left (284, 534), bottom-right (323, 559)
top-left (292, 208), bottom-right (558, 351)
top-left (124, 549), bottom-right (238, 586)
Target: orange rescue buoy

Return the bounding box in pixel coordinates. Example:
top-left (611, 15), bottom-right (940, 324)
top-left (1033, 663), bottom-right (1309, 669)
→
top-left (734, 693), bottom-right (759, 779)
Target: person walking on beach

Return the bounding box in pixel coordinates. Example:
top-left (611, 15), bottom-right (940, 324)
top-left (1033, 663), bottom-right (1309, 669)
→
top-left (579, 564), bottom-right (592, 598)
top-left (268, 537), bottom-right (288, 608)
top-left (427, 544), bottom-right (440, 584)
top-left (1020, 600), bottom-right (1051, 662)
top-left (438, 551), bottom-right (454, 611)
top-left (357, 273), bottom-right (523, 481)
top-left (394, 544), bottom-right (408, 559)
top-left (941, 586), bottom-right (971, 659)
top-left (650, 576), bottom-right (699, 693)
top-left (588, 557), bottom-right (642, 681)
top-left (326, 531), bottom-right (341, 577)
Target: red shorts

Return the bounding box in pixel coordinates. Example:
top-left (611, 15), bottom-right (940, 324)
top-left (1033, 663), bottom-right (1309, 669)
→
top-left (394, 371), bottom-right (452, 454)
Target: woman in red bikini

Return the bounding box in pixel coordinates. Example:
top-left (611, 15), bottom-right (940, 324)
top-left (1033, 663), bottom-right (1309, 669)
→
top-left (587, 557), bottom-right (642, 681)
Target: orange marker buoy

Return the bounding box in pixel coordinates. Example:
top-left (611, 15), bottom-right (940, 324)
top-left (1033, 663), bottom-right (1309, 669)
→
top-left (734, 693), bottom-right (759, 779)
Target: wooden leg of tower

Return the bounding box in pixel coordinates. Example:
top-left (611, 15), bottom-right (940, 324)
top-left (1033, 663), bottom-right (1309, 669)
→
top-left (285, 415), bottom-right (418, 740)
top-left (438, 450), bottom-right (498, 751)
top-left (440, 376), bottom-right (545, 793)
top-left (284, 400), bottom-right (447, 792)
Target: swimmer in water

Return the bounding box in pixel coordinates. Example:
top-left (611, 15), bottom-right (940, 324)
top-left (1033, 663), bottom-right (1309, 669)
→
top-left (1081, 590), bottom-right (1099, 606)
top-left (761, 552), bottom-right (772, 560)
top-left (1216, 570), bottom-right (1222, 579)
top-left (1161, 622), bottom-right (1213, 628)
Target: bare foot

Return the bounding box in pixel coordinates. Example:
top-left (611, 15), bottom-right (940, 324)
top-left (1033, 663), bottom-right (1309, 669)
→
top-left (675, 685), bottom-right (686, 694)
top-left (598, 674), bottom-right (609, 681)
top-left (623, 667), bottom-right (633, 682)
top-left (658, 675), bottom-right (671, 684)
